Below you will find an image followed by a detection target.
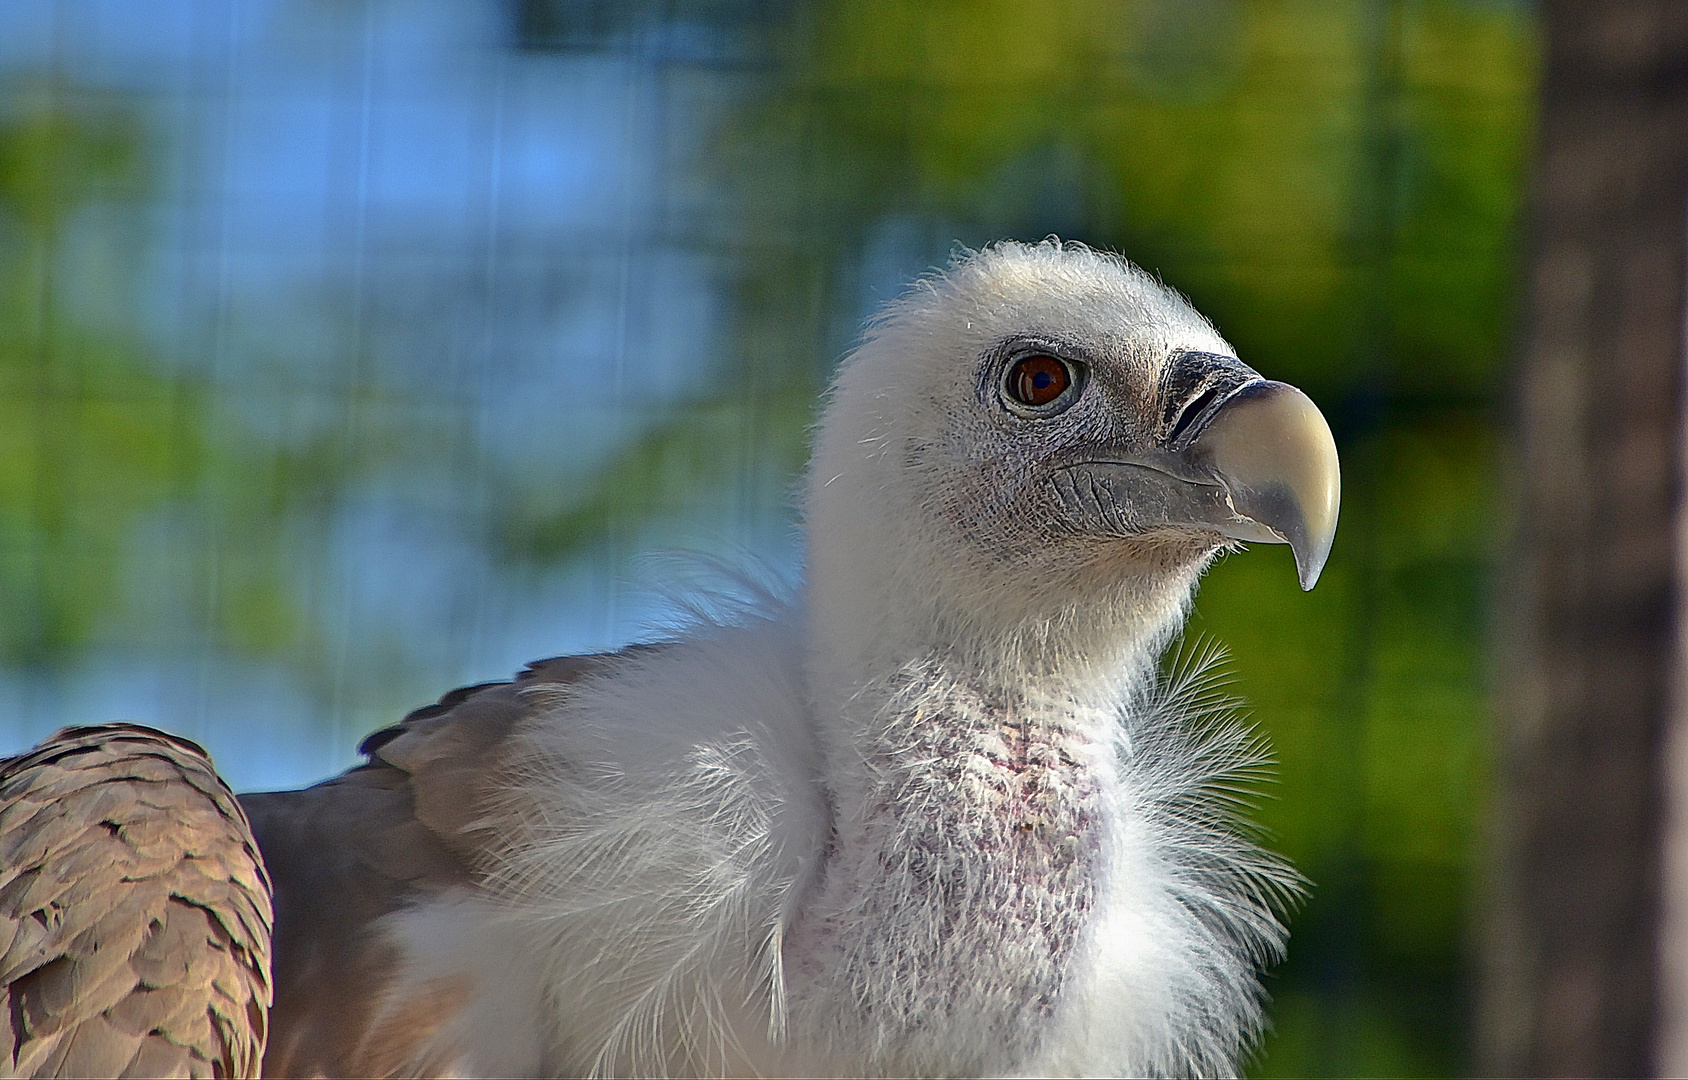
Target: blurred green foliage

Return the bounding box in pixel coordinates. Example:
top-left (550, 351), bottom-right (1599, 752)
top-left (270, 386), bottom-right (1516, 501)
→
top-left (0, 92), bottom-right (191, 664)
top-left (0, 87), bottom-right (379, 692)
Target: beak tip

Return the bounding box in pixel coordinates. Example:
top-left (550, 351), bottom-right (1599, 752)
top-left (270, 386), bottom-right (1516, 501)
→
top-left (1292, 511), bottom-right (1336, 591)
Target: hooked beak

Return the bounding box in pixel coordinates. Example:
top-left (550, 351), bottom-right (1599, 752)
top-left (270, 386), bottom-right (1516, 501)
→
top-left (1053, 369), bottom-right (1341, 590)
top-left (1184, 380), bottom-right (1341, 589)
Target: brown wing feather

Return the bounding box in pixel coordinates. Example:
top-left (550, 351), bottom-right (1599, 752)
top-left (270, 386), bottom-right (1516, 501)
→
top-left (242, 651), bottom-right (639, 1079)
top-left (0, 724), bottom-right (272, 1080)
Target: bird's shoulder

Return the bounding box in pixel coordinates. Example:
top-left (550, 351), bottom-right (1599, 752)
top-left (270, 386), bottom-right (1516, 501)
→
top-left (390, 624), bottom-right (830, 1076)
top-left (492, 622), bottom-right (828, 874)
top-left (242, 647), bottom-right (647, 1078)
top-left (249, 621), bottom-right (827, 1078)
top-left (0, 723), bottom-right (271, 1079)
top-left (361, 649), bottom-right (653, 859)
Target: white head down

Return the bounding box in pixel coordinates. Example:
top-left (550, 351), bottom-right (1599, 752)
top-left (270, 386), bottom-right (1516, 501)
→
top-left (804, 239), bottom-right (1339, 696)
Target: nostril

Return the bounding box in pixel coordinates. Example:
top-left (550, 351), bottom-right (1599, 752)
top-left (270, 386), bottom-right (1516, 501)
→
top-left (1166, 384), bottom-right (1222, 445)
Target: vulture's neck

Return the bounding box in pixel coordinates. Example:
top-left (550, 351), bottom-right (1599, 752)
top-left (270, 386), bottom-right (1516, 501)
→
top-left (791, 489), bottom-right (1202, 1068)
top-left (801, 514), bottom-right (1198, 799)
top-left (802, 478), bottom-right (1201, 720)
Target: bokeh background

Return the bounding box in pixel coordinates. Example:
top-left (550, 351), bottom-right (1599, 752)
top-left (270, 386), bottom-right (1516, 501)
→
top-left (0, 1), bottom-right (1538, 1074)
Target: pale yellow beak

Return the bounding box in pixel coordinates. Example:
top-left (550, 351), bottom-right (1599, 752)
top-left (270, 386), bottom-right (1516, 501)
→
top-left (1186, 381), bottom-right (1341, 590)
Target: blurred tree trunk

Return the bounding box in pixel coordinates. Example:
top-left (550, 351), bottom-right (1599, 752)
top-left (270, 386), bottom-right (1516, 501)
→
top-left (1483, 1), bottom-right (1688, 1076)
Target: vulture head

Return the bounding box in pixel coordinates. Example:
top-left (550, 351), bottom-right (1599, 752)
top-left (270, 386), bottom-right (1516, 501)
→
top-left (806, 240), bottom-right (1340, 686)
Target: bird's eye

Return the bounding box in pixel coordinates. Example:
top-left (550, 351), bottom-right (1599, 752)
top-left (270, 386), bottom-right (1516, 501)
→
top-left (1004, 355), bottom-right (1074, 411)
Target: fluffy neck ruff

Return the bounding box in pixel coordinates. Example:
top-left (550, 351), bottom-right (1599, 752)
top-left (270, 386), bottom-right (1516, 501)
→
top-left (785, 652), bottom-right (1121, 1073)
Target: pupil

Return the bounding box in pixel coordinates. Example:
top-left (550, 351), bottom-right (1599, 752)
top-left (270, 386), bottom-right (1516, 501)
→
top-left (1033, 372), bottom-right (1052, 389)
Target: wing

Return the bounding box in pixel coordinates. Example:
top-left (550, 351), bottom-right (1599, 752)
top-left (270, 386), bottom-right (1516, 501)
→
top-left (0, 724), bottom-right (272, 1080)
top-left (241, 652), bottom-right (639, 1079)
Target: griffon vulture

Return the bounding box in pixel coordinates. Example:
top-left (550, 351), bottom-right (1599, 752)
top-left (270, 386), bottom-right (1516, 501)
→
top-left (0, 240), bottom-right (1339, 1078)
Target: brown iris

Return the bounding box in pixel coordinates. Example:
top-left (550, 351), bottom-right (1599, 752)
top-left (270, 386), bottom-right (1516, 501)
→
top-left (1007, 355), bottom-right (1070, 408)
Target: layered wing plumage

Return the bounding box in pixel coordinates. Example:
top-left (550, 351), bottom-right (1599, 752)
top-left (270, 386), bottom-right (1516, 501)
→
top-left (240, 652), bottom-right (635, 1078)
top-left (0, 725), bottom-right (272, 1079)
